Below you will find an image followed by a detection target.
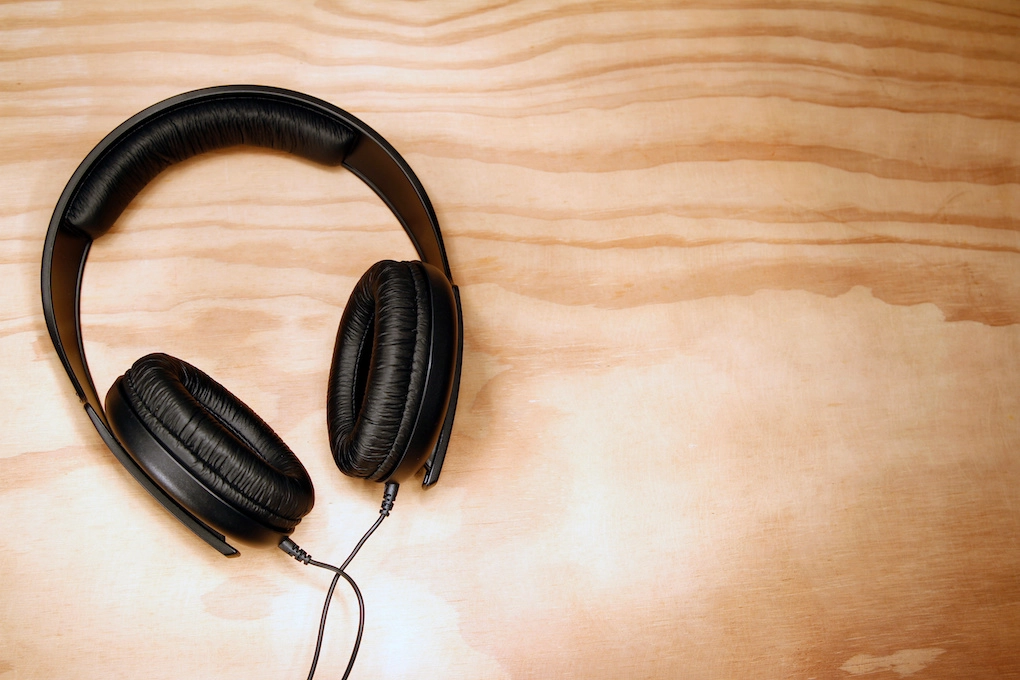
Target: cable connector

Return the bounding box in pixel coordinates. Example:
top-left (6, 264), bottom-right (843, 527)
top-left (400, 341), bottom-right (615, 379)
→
top-left (279, 537), bottom-right (312, 564)
top-left (380, 482), bottom-right (399, 517)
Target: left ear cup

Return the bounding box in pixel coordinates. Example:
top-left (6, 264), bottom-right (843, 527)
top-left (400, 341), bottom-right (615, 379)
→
top-left (106, 353), bottom-right (314, 542)
top-left (327, 260), bottom-right (433, 481)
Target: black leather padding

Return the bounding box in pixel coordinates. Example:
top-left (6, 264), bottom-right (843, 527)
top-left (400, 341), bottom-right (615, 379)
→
top-left (120, 353), bottom-right (314, 532)
top-left (328, 260), bottom-right (432, 481)
top-left (65, 96), bottom-right (358, 238)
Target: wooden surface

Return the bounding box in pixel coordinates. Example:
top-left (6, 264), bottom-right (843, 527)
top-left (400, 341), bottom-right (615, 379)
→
top-left (1, 2), bottom-right (1019, 678)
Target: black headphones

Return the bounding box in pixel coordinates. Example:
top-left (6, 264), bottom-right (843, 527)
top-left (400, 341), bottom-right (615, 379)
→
top-left (41, 85), bottom-right (463, 558)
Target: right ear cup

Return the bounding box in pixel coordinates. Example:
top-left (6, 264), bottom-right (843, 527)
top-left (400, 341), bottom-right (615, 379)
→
top-left (327, 259), bottom-right (460, 484)
top-left (328, 260), bottom-right (434, 481)
top-left (105, 353), bottom-right (314, 545)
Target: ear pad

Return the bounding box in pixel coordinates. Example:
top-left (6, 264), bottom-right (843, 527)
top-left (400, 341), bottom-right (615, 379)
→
top-left (328, 260), bottom-right (433, 481)
top-left (109, 353), bottom-right (314, 535)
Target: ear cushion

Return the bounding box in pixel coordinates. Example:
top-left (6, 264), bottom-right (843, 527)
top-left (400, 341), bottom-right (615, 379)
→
top-left (119, 353), bottom-right (314, 532)
top-left (328, 260), bottom-right (431, 481)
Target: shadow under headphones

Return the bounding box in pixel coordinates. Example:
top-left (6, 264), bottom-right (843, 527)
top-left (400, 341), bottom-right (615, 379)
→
top-left (41, 85), bottom-right (464, 559)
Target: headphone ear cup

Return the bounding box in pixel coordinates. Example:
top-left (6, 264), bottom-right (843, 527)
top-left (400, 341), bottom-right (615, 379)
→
top-left (328, 260), bottom-right (432, 480)
top-left (107, 353), bottom-right (315, 539)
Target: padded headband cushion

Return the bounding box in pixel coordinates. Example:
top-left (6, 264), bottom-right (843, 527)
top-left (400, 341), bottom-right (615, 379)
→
top-left (328, 260), bottom-right (432, 481)
top-left (65, 96), bottom-right (358, 238)
top-left (120, 353), bottom-right (314, 532)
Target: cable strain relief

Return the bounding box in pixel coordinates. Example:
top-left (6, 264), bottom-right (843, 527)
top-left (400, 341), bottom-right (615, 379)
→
top-left (380, 481), bottom-right (399, 517)
top-left (279, 537), bottom-right (311, 564)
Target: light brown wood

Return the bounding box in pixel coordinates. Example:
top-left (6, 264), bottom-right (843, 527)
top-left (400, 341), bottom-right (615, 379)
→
top-left (1, 1), bottom-right (1018, 678)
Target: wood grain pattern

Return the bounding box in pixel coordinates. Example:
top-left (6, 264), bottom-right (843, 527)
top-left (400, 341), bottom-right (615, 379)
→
top-left (1, 1), bottom-right (1018, 678)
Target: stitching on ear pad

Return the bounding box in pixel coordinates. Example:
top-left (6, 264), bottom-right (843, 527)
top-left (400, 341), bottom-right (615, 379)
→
top-left (120, 353), bottom-right (314, 532)
top-left (328, 260), bottom-right (431, 481)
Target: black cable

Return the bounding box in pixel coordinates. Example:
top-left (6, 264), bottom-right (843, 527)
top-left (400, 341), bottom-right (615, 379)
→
top-left (280, 482), bottom-right (399, 680)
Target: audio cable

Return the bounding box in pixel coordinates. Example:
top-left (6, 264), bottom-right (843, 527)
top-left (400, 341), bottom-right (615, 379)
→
top-left (280, 482), bottom-right (399, 680)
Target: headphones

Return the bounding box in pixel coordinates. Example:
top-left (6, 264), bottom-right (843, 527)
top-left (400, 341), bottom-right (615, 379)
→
top-left (41, 85), bottom-right (463, 558)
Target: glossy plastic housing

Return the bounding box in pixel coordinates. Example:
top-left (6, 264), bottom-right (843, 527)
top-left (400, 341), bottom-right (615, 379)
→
top-left (383, 262), bottom-right (460, 484)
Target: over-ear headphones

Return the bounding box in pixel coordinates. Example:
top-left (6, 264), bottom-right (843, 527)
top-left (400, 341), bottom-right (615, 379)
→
top-left (41, 85), bottom-right (464, 558)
